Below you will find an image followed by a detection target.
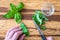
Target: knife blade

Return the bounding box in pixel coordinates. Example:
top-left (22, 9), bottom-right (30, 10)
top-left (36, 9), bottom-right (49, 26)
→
top-left (33, 19), bottom-right (47, 40)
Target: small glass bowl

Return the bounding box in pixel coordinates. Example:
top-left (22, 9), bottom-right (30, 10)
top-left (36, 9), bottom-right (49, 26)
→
top-left (41, 3), bottom-right (55, 16)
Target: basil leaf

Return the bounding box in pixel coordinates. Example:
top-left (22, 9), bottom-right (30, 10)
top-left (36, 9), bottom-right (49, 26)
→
top-left (32, 15), bottom-right (40, 25)
top-left (36, 13), bottom-right (42, 25)
top-left (42, 21), bottom-right (45, 25)
top-left (35, 11), bottom-right (43, 17)
top-left (20, 23), bottom-right (29, 36)
top-left (42, 15), bottom-right (48, 21)
top-left (32, 15), bottom-right (35, 20)
top-left (44, 17), bottom-right (48, 21)
top-left (32, 11), bottom-right (48, 30)
top-left (14, 13), bottom-right (22, 23)
top-left (16, 2), bottom-right (24, 11)
top-left (40, 26), bottom-right (46, 30)
top-left (3, 10), bottom-right (14, 19)
top-left (10, 3), bottom-right (18, 13)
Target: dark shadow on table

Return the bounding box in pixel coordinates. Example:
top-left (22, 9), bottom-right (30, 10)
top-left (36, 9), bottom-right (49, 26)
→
top-left (0, 14), bottom-right (60, 22)
top-left (0, 7), bottom-right (60, 12)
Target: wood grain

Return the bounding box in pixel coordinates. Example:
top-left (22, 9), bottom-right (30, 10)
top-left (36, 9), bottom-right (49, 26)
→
top-left (0, 5), bottom-right (60, 11)
top-left (0, 36), bottom-right (60, 40)
top-left (0, 12), bottom-right (60, 21)
top-left (25, 36), bottom-right (60, 40)
top-left (0, 0), bottom-right (60, 40)
top-left (0, 20), bottom-right (60, 37)
top-left (0, 0), bottom-right (60, 11)
top-left (0, 12), bottom-right (60, 37)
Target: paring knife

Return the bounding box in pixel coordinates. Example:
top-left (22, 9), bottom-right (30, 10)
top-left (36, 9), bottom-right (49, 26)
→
top-left (33, 19), bottom-right (47, 40)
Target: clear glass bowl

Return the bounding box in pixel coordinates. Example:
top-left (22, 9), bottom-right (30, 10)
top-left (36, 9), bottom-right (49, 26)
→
top-left (41, 3), bottom-right (55, 16)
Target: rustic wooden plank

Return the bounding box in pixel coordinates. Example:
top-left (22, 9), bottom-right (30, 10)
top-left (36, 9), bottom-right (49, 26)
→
top-left (0, 28), bottom-right (52, 37)
top-left (0, 6), bottom-right (60, 12)
top-left (13, 0), bottom-right (60, 10)
top-left (29, 29), bottom-right (60, 36)
top-left (15, 0), bottom-right (60, 4)
top-left (0, 11), bottom-right (60, 15)
top-left (0, 12), bottom-right (60, 29)
top-left (0, 0), bottom-right (60, 11)
top-left (0, 0), bottom-right (15, 7)
top-left (0, 12), bottom-right (60, 37)
top-left (0, 12), bottom-right (60, 21)
top-left (0, 36), bottom-right (60, 40)
top-left (25, 36), bottom-right (60, 40)
top-left (0, 27), bottom-right (60, 36)
top-left (0, 19), bottom-right (60, 29)
top-left (0, 19), bottom-right (60, 37)
top-left (0, 0), bottom-right (60, 40)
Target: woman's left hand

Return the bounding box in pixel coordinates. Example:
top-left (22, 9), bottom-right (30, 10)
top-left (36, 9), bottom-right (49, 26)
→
top-left (4, 26), bottom-right (25, 40)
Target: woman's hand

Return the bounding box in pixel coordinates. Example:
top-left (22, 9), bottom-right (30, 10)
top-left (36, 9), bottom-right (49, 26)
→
top-left (5, 27), bottom-right (25, 40)
top-left (4, 26), bottom-right (53, 40)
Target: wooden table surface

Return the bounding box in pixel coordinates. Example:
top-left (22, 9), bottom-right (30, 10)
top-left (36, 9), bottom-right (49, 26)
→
top-left (0, 0), bottom-right (60, 40)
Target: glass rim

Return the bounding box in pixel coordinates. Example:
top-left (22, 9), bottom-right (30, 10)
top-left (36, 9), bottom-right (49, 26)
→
top-left (41, 3), bottom-right (55, 16)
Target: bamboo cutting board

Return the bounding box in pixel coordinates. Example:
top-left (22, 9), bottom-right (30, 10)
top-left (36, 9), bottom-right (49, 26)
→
top-left (0, 0), bottom-right (60, 40)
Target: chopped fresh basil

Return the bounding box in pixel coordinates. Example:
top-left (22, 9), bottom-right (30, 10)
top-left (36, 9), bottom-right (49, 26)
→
top-left (32, 11), bottom-right (48, 30)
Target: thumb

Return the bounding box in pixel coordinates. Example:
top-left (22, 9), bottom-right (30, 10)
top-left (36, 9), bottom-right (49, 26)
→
top-left (19, 34), bottom-right (25, 40)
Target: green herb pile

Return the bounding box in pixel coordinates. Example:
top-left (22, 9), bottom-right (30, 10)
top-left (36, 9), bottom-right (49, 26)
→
top-left (3, 2), bottom-right (29, 36)
top-left (32, 11), bottom-right (48, 30)
top-left (3, 2), bottom-right (24, 23)
top-left (3, 2), bottom-right (48, 36)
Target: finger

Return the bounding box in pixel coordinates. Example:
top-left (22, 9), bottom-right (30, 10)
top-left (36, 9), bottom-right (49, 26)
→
top-left (19, 34), bottom-right (25, 40)
top-left (12, 31), bottom-right (22, 40)
top-left (47, 36), bottom-right (53, 40)
top-left (9, 26), bottom-right (19, 32)
top-left (8, 28), bottom-right (21, 39)
top-left (6, 26), bottom-right (20, 37)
